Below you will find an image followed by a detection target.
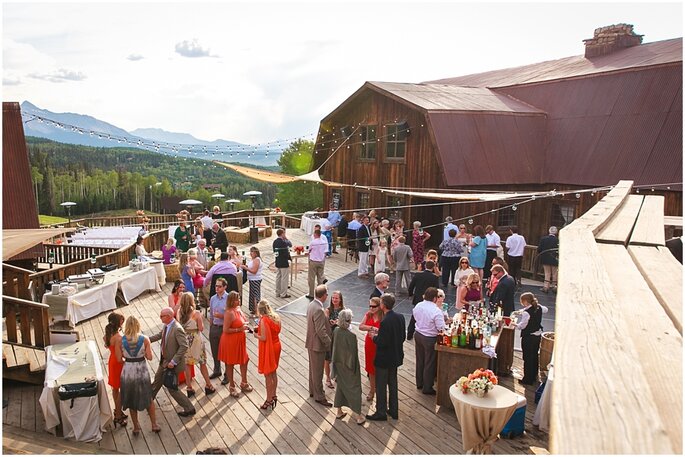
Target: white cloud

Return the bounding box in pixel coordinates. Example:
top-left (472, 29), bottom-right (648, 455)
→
top-left (28, 68), bottom-right (87, 83)
top-left (3, 77), bottom-right (21, 86)
top-left (127, 54), bottom-right (144, 61)
top-left (174, 39), bottom-right (215, 58)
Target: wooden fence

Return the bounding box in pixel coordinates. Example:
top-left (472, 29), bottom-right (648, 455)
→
top-left (2, 296), bottom-right (51, 349)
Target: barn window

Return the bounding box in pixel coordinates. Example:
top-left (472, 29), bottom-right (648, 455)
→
top-left (551, 203), bottom-right (575, 228)
top-left (359, 125), bottom-right (377, 160)
top-left (357, 192), bottom-right (370, 210)
top-left (386, 196), bottom-right (404, 221)
top-left (385, 123), bottom-right (407, 160)
top-left (497, 205), bottom-right (516, 228)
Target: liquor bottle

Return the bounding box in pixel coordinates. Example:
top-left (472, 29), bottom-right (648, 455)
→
top-left (459, 325), bottom-right (466, 347)
top-left (451, 325), bottom-right (458, 348)
top-left (437, 330), bottom-right (443, 346)
top-left (475, 328), bottom-right (482, 349)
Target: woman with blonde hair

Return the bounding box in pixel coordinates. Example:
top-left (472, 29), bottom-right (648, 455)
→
top-left (117, 315), bottom-right (159, 435)
top-left (411, 220), bottom-right (431, 267)
top-left (161, 237), bottom-right (177, 265)
top-left (241, 246), bottom-right (264, 315)
top-left (187, 248), bottom-right (207, 290)
top-left (178, 252), bottom-right (196, 295)
top-left (218, 291), bottom-right (252, 398)
top-left (457, 272), bottom-right (482, 312)
top-left (177, 292), bottom-right (216, 397)
top-left (253, 299), bottom-right (282, 410)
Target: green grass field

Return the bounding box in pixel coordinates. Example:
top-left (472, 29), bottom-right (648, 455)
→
top-left (39, 215), bottom-right (69, 225)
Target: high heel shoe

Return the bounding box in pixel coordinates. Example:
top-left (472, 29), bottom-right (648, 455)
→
top-left (186, 388), bottom-right (195, 398)
top-left (260, 400), bottom-right (271, 410)
top-left (114, 415), bottom-right (128, 427)
top-left (271, 396), bottom-right (278, 409)
top-left (229, 384), bottom-right (240, 398)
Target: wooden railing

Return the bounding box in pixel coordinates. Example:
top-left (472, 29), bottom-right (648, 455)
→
top-left (38, 243), bottom-right (118, 265)
top-left (2, 264), bottom-right (35, 301)
top-left (2, 296), bottom-right (51, 348)
top-left (283, 215), bottom-right (303, 229)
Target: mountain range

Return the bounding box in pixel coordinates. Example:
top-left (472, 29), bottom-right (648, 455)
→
top-left (20, 101), bottom-right (280, 166)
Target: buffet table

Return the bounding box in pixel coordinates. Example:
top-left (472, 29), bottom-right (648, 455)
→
top-left (449, 384), bottom-right (519, 453)
top-left (300, 213), bottom-right (320, 236)
top-left (38, 340), bottom-right (112, 442)
top-left (43, 266), bottom-right (161, 325)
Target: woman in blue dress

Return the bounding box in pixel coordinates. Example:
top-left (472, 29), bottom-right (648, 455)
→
top-left (468, 225), bottom-right (487, 279)
top-left (178, 252), bottom-right (196, 295)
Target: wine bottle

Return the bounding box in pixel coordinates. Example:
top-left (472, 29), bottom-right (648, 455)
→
top-left (475, 328), bottom-right (482, 349)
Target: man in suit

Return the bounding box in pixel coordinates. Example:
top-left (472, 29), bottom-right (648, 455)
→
top-left (406, 260), bottom-right (440, 340)
top-left (392, 236), bottom-right (413, 294)
top-left (537, 226), bottom-right (559, 293)
top-left (356, 215), bottom-right (372, 278)
top-left (305, 284), bottom-right (333, 406)
top-left (489, 265), bottom-right (516, 316)
top-left (210, 222), bottom-right (228, 254)
top-left (370, 272), bottom-right (390, 299)
top-left (150, 307), bottom-right (196, 417)
top-left (273, 228), bottom-right (293, 298)
top-left (367, 293), bottom-right (406, 421)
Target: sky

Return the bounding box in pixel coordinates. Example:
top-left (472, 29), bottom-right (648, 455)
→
top-left (2, 1), bottom-right (683, 144)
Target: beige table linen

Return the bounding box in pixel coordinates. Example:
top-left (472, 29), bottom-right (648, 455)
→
top-left (39, 340), bottom-right (112, 442)
top-left (450, 384), bottom-right (519, 454)
top-left (533, 364), bottom-right (553, 432)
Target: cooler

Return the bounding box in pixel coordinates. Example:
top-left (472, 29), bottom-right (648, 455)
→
top-left (500, 394), bottom-right (527, 438)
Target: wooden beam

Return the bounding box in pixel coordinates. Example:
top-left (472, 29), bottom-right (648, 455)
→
top-left (628, 245), bottom-right (683, 334)
top-left (664, 215), bottom-right (683, 227)
top-left (631, 195), bottom-right (666, 246)
top-left (598, 243), bottom-right (682, 452)
top-left (595, 194), bottom-right (644, 245)
top-left (564, 180), bottom-right (633, 236)
top-left (551, 227), bottom-right (677, 454)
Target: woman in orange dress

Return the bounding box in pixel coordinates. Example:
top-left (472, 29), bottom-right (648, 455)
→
top-left (218, 291), bottom-right (252, 398)
top-left (253, 299), bottom-right (282, 410)
top-left (103, 311), bottom-right (127, 426)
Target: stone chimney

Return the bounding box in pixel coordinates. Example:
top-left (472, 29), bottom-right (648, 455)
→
top-left (583, 23), bottom-right (643, 58)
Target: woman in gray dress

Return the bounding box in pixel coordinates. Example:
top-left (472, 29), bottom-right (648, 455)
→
top-left (116, 315), bottom-right (160, 435)
top-left (331, 309), bottom-right (365, 425)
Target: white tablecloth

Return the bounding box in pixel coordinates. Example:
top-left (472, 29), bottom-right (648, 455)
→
top-left (533, 364), bottom-right (553, 432)
top-left (42, 266), bottom-right (161, 325)
top-left (39, 340), bottom-right (112, 442)
top-left (300, 213), bottom-right (321, 236)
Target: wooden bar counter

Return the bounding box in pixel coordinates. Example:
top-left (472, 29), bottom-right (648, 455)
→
top-left (435, 326), bottom-right (515, 410)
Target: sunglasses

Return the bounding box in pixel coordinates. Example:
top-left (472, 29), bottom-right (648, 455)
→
top-left (460, 261), bottom-right (469, 264)
top-left (369, 305), bottom-right (379, 308)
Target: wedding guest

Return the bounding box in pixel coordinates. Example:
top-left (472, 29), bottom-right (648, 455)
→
top-left (331, 309), bottom-right (366, 425)
top-left (357, 215), bottom-right (372, 278)
top-left (468, 225), bottom-right (487, 279)
top-left (178, 252), bottom-right (196, 295)
top-left (118, 315), bottom-right (160, 433)
top-left (305, 285), bottom-right (332, 406)
top-left (176, 292), bottom-right (216, 397)
top-left (135, 236), bottom-right (149, 258)
top-left (412, 287), bottom-right (445, 395)
top-left (241, 246), bottom-right (264, 315)
top-left (218, 291), bottom-right (253, 398)
top-left (187, 248), bottom-right (207, 291)
top-left (411, 221), bottom-right (431, 267)
top-left (374, 238), bottom-right (390, 273)
top-left (273, 228), bottom-right (293, 298)
top-left (104, 311), bottom-right (126, 427)
top-left (162, 237), bottom-right (177, 264)
top-left (253, 299), bottom-right (282, 410)
top-left (438, 229), bottom-right (464, 287)
top-left (484, 225), bottom-right (501, 280)
top-left (392, 236), bottom-right (413, 294)
top-left (324, 291), bottom-right (345, 389)
top-left (454, 256), bottom-right (475, 292)
top-left (174, 221), bottom-right (191, 252)
top-left (168, 280), bottom-right (186, 314)
top-left (208, 277), bottom-right (229, 381)
top-left (211, 206), bottom-right (224, 227)
top-left (359, 297), bottom-right (382, 402)
top-left (458, 273), bottom-right (482, 311)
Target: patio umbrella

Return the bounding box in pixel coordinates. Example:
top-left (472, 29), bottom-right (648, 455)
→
top-left (211, 193), bottom-right (225, 199)
top-left (179, 199), bottom-right (203, 205)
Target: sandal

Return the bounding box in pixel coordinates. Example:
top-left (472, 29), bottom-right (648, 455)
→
top-left (272, 396), bottom-right (278, 409)
top-left (114, 415), bottom-right (128, 427)
top-left (151, 424), bottom-right (161, 433)
top-left (186, 388), bottom-right (195, 398)
top-left (240, 382), bottom-right (253, 393)
top-left (229, 384), bottom-right (240, 398)
top-left (132, 427), bottom-right (141, 436)
top-left (259, 400), bottom-right (272, 410)
top-left (336, 412), bottom-right (347, 420)
top-left (326, 380), bottom-right (335, 389)
top-left (205, 386), bottom-right (216, 395)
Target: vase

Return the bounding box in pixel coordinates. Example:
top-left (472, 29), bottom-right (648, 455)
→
top-left (475, 389), bottom-right (487, 398)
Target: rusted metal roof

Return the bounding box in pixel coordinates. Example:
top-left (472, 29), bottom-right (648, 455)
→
top-left (428, 111), bottom-right (547, 186)
top-left (426, 38), bottom-right (682, 88)
top-left (3, 102), bottom-right (41, 260)
top-left (368, 82), bottom-right (545, 114)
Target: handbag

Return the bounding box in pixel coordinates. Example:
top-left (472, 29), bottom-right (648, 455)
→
top-left (57, 381), bottom-right (98, 400)
top-left (163, 368), bottom-right (179, 391)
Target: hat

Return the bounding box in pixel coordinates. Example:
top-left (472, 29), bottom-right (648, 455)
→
top-left (549, 226), bottom-right (558, 235)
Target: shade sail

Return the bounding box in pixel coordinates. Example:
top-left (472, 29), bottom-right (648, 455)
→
top-left (3, 228), bottom-right (74, 261)
top-left (214, 161), bottom-right (549, 203)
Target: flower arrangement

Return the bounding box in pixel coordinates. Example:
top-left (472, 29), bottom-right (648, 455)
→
top-left (457, 368), bottom-right (498, 397)
top-left (294, 245), bottom-right (305, 255)
top-left (273, 207), bottom-right (282, 213)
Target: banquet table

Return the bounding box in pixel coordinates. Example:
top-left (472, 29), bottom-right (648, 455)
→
top-left (300, 213), bottom-right (320, 236)
top-left (43, 266), bottom-right (161, 325)
top-left (533, 363), bottom-right (553, 432)
top-left (38, 340), bottom-right (112, 442)
top-left (450, 384), bottom-right (519, 454)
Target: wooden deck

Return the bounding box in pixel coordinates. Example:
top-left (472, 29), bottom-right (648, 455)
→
top-left (3, 228), bottom-right (549, 454)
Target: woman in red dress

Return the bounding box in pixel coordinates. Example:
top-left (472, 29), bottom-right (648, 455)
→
top-left (218, 291), bottom-right (252, 398)
top-left (103, 311), bottom-right (127, 426)
top-left (253, 299), bottom-right (282, 410)
top-left (358, 297), bottom-right (383, 402)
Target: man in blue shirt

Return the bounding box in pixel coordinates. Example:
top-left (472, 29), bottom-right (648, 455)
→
top-left (208, 278), bottom-right (229, 383)
top-left (326, 204), bottom-right (342, 254)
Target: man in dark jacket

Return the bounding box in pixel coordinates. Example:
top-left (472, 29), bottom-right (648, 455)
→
top-left (489, 265), bottom-right (516, 316)
top-left (537, 226), bottom-right (559, 293)
top-left (356, 215), bottom-right (372, 277)
top-left (367, 293), bottom-right (406, 421)
top-left (406, 260), bottom-right (440, 340)
top-left (210, 223), bottom-right (228, 254)
top-left (273, 228), bottom-right (292, 298)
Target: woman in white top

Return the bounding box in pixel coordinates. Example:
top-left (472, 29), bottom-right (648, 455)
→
top-left (241, 246), bottom-right (263, 315)
top-left (134, 236), bottom-right (148, 258)
top-left (453, 256), bottom-right (475, 292)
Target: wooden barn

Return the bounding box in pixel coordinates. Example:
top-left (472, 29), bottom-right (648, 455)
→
top-left (313, 24), bottom-right (682, 245)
